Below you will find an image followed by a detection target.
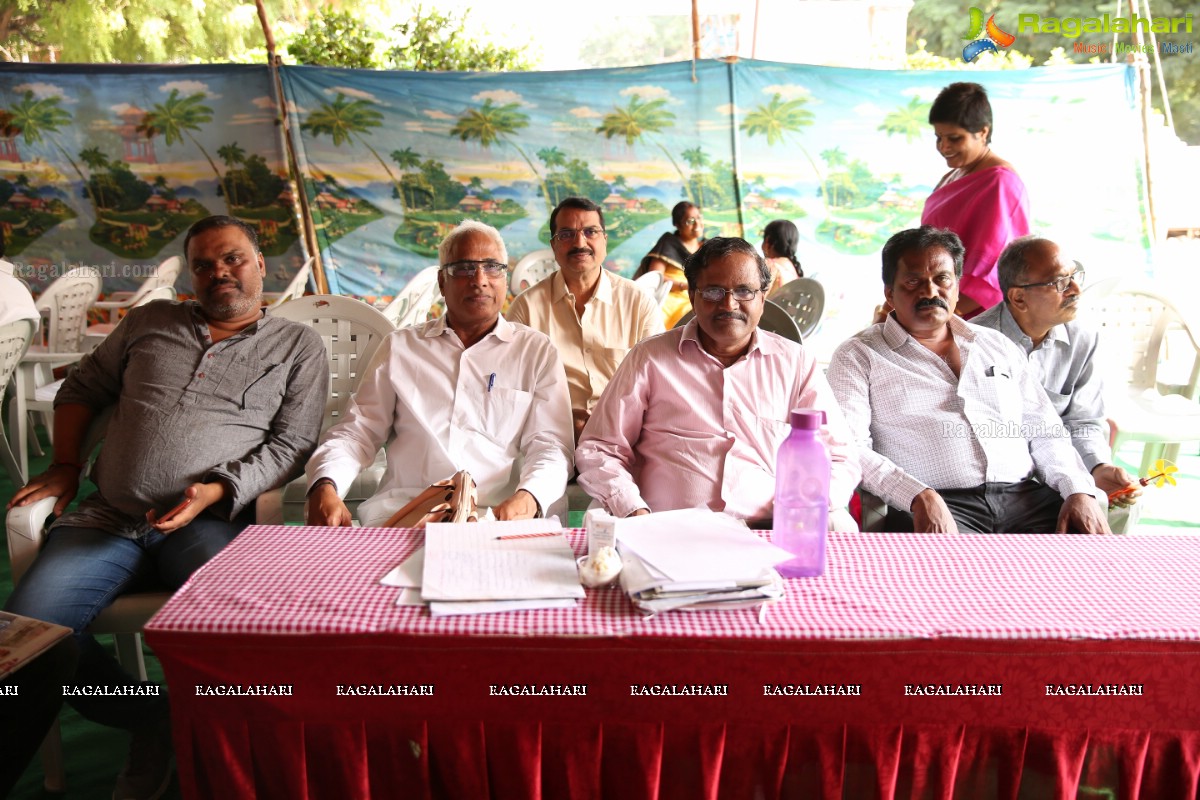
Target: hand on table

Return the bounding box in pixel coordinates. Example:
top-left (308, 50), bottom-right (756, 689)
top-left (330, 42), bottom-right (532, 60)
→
top-left (494, 489), bottom-right (538, 521)
top-left (910, 489), bottom-right (959, 534)
top-left (1057, 493), bottom-right (1111, 534)
top-left (306, 483), bottom-right (353, 527)
top-left (7, 463), bottom-right (81, 516)
top-left (147, 482), bottom-right (225, 534)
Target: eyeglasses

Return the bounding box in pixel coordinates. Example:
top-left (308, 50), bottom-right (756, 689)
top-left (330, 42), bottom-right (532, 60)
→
top-left (442, 259), bottom-right (507, 278)
top-left (684, 217), bottom-right (703, 226)
top-left (552, 227), bottom-right (606, 242)
top-left (1015, 266), bottom-right (1085, 293)
top-left (697, 286), bottom-right (766, 304)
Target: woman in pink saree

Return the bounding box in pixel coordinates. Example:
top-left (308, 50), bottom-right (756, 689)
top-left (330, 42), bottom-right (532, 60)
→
top-left (921, 82), bottom-right (1029, 318)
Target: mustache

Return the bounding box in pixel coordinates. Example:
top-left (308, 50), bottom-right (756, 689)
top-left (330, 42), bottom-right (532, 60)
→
top-left (568, 247), bottom-right (593, 257)
top-left (206, 278), bottom-right (242, 293)
top-left (915, 297), bottom-right (948, 311)
top-left (713, 311), bottom-right (747, 322)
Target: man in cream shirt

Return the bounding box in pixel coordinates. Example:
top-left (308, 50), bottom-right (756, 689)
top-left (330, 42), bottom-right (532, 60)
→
top-left (306, 221), bottom-right (574, 525)
top-left (507, 197), bottom-right (663, 441)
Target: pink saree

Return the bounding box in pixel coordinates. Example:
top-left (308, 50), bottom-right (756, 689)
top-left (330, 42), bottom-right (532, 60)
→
top-left (921, 166), bottom-right (1030, 313)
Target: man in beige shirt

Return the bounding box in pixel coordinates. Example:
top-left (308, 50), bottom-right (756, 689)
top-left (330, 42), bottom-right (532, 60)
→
top-left (508, 196), bottom-right (664, 441)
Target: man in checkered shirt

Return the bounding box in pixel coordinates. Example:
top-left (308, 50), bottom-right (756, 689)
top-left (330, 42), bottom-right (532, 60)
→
top-left (827, 226), bottom-right (1109, 534)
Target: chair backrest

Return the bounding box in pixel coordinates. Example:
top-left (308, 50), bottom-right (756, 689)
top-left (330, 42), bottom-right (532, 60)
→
top-left (675, 299), bottom-right (802, 343)
top-left (509, 249), bottom-right (557, 295)
top-left (149, 255), bottom-right (183, 294)
top-left (269, 295), bottom-right (395, 432)
top-left (1085, 290), bottom-right (1200, 396)
top-left (266, 257), bottom-right (313, 310)
top-left (0, 319), bottom-right (36, 394)
top-left (634, 270), bottom-right (665, 299)
top-left (770, 277), bottom-right (825, 340)
top-left (34, 267), bottom-right (103, 353)
top-left (381, 265), bottom-right (441, 328)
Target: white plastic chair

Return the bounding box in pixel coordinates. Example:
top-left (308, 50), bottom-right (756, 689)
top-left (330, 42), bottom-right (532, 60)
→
top-left (6, 407), bottom-right (169, 791)
top-left (770, 277), bottom-right (826, 341)
top-left (634, 271), bottom-right (669, 307)
top-left (91, 255), bottom-right (181, 324)
top-left (83, 284), bottom-right (176, 353)
top-left (381, 265), bottom-right (441, 328)
top-left (1087, 290), bottom-right (1200, 475)
top-left (509, 249), bottom-right (557, 296)
top-left (0, 319), bottom-right (36, 483)
top-left (264, 257), bottom-right (313, 311)
top-left (258, 295), bottom-right (396, 522)
top-left (11, 267), bottom-right (102, 478)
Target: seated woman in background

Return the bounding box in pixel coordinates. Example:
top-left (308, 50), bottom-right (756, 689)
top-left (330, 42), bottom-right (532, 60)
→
top-left (636, 201), bottom-right (704, 328)
top-left (761, 219), bottom-right (803, 294)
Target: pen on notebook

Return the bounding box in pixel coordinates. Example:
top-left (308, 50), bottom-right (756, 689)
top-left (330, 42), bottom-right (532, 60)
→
top-left (494, 532), bottom-right (560, 540)
top-left (487, 372), bottom-right (496, 393)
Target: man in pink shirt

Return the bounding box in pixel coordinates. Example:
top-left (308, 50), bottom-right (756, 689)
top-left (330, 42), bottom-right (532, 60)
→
top-left (575, 237), bottom-right (859, 526)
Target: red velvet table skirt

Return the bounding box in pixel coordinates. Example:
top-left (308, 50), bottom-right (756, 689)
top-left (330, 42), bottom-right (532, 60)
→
top-left (148, 632), bottom-right (1200, 799)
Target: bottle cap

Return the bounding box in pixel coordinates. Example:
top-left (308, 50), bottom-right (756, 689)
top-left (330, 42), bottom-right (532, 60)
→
top-left (789, 408), bottom-right (826, 429)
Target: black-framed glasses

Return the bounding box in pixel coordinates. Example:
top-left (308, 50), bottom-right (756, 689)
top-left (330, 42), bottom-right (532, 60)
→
top-left (442, 259), bottom-right (507, 278)
top-left (697, 286), bottom-right (766, 304)
top-left (1015, 265), bottom-right (1085, 293)
top-left (551, 227), bottom-right (606, 242)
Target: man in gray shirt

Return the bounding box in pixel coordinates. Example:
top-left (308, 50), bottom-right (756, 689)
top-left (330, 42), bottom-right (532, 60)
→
top-left (974, 235), bottom-right (1139, 504)
top-left (5, 215), bottom-right (327, 798)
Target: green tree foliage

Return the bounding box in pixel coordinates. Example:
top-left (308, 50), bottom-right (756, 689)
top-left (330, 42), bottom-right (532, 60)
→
top-left (906, 0), bottom-right (1200, 143)
top-left (398, 159), bottom-right (466, 210)
top-left (0, 0), bottom-right (306, 63)
top-left (285, 6), bottom-right (532, 72)
top-left (384, 7), bottom-right (531, 72)
top-left (284, 9), bottom-right (377, 69)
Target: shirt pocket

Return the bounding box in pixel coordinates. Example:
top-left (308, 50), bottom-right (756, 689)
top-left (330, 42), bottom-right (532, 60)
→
top-left (1041, 387), bottom-right (1070, 417)
top-left (986, 372), bottom-right (1023, 422)
top-left (592, 346), bottom-right (629, 376)
top-left (215, 359), bottom-right (285, 412)
top-left (479, 386), bottom-right (533, 448)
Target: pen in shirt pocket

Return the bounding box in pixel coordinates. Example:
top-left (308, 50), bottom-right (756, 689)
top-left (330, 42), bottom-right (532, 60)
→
top-left (487, 372), bottom-right (496, 393)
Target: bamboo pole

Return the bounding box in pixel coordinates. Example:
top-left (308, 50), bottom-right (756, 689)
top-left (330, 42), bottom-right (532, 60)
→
top-left (691, 0), bottom-right (701, 81)
top-left (257, 0), bottom-right (328, 293)
top-left (1128, 0), bottom-right (1159, 241)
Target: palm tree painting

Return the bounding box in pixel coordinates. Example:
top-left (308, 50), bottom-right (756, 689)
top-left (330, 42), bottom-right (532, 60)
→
top-left (596, 95), bottom-right (693, 204)
top-left (878, 97), bottom-right (931, 144)
top-left (536, 146), bottom-right (567, 206)
top-left (450, 99), bottom-right (551, 214)
top-left (739, 92), bottom-right (825, 208)
top-left (389, 146), bottom-right (421, 212)
top-left (7, 91), bottom-right (98, 216)
top-left (139, 89), bottom-right (231, 213)
top-left (680, 146), bottom-right (711, 208)
top-left (301, 93), bottom-right (405, 210)
top-left (216, 142), bottom-right (246, 207)
top-left (78, 146), bottom-right (112, 215)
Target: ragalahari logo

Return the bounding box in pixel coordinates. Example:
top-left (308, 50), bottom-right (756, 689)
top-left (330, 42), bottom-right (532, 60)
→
top-left (962, 7), bottom-right (1017, 61)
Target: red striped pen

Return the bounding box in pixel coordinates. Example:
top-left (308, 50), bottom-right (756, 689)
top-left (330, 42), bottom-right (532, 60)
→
top-left (493, 532), bottom-right (562, 541)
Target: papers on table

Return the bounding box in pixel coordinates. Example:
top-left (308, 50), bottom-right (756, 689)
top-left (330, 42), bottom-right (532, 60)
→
top-left (380, 518), bottom-right (584, 616)
top-left (615, 510), bottom-right (791, 615)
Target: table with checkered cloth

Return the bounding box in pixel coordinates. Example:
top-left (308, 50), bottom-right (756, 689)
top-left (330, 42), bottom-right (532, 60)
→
top-left (145, 526), bottom-right (1200, 800)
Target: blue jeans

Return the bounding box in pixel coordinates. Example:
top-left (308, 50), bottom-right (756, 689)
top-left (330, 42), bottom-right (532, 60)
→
top-left (3, 508), bottom-right (251, 730)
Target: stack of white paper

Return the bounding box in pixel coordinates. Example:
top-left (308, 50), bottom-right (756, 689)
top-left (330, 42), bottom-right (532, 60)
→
top-left (615, 510), bottom-right (791, 614)
top-left (380, 518), bottom-right (585, 617)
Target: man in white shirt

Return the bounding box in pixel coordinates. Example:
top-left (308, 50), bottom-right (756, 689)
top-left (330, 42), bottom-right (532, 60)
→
top-left (507, 196), bottom-right (663, 442)
top-left (974, 236), bottom-right (1138, 504)
top-left (0, 237), bottom-right (39, 330)
top-left (305, 221), bottom-right (574, 526)
top-left (828, 226), bottom-right (1109, 534)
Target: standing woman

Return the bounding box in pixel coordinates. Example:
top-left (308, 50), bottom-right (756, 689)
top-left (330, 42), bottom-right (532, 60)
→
top-left (638, 201), bottom-right (704, 328)
top-left (921, 82), bottom-right (1029, 318)
top-left (761, 219), bottom-right (803, 295)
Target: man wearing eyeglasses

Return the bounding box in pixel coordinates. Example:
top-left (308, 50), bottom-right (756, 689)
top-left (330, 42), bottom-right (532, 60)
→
top-left (305, 220), bottom-right (573, 526)
top-left (974, 235), bottom-right (1140, 509)
top-left (507, 197), bottom-right (663, 442)
top-left (576, 237), bottom-right (859, 526)
top-left (828, 226), bottom-right (1109, 534)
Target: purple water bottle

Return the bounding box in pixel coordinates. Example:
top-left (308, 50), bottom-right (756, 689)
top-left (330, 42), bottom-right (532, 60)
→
top-left (774, 409), bottom-right (830, 578)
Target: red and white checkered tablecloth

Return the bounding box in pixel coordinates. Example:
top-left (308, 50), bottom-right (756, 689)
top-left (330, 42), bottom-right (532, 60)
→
top-left (145, 525), bottom-right (1200, 641)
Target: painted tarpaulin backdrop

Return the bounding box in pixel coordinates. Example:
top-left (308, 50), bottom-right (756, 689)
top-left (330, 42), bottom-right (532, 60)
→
top-left (282, 59), bottom-right (1144, 357)
top-left (0, 63), bottom-right (305, 296)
